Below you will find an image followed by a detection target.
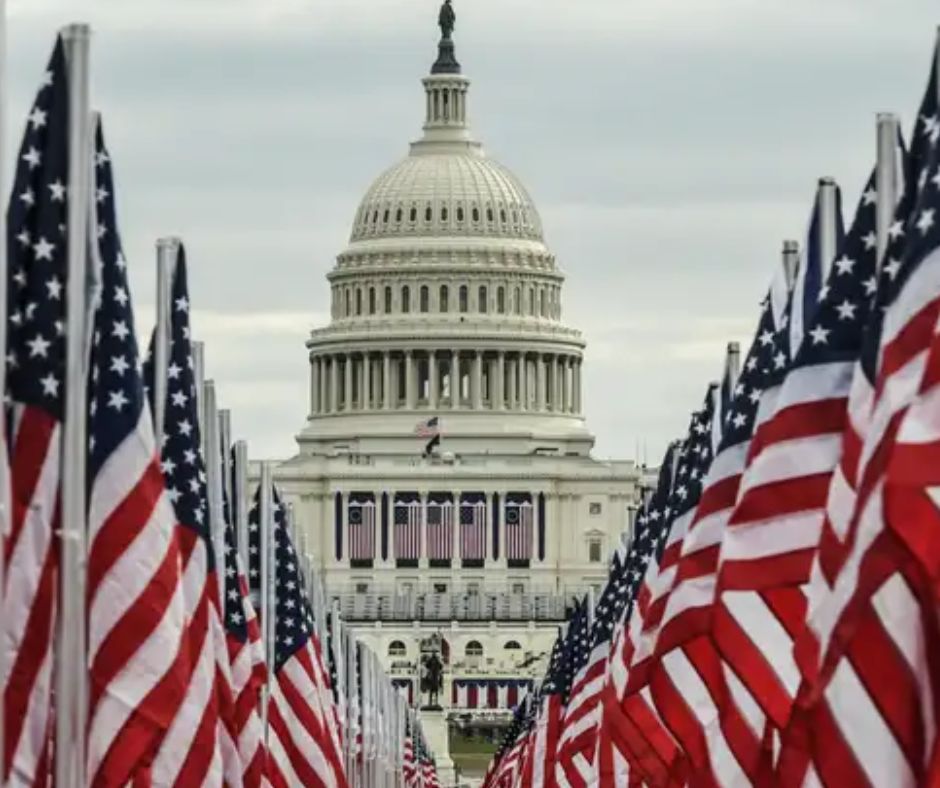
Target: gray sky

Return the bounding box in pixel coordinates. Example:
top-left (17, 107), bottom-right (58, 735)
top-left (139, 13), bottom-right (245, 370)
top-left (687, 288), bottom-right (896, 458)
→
top-left (7, 0), bottom-right (940, 463)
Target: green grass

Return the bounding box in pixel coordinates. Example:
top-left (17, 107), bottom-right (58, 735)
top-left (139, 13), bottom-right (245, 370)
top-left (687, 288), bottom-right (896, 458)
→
top-left (450, 734), bottom-right (498, 777)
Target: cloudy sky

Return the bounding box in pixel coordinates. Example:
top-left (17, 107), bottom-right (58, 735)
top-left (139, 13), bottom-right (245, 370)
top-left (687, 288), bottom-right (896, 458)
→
top-left (7, 0), bottom-right (940, 462)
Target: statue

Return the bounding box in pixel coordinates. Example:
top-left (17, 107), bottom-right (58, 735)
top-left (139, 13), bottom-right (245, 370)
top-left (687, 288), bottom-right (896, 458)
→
top-left (421, 652), bottom-right (444, 709)
top-left (438, 0), bottom-right (455, 41)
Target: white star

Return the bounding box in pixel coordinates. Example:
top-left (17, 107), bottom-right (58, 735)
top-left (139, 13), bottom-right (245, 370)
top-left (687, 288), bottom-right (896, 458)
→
top-left (96, 223), bottom-right (107, 240)
top-left (834, 256), bottom-right (855, 276)
top-left (230, 612), bottom-right (243, 625)
top-left (862, 276), bottom-right (877, 295)
top-left (95, 185), bottom-right (109, 204)
top-left (773, 351), bottom-right (786, 369)
top-left (112, 320), bottom-right (130, 341)
top-left (54, 320), bottom-right (64, 336)
top-left (94, 150), bottom-right (110, 168)
top-left (27, 333), bottom-right (51, 358)
top-left (888, 220), bottom-right (904, 240)
top-left (161, 458), bottom-right (177, 475)
top-left (110, 355), bottom-right (129, 376)
top-left (19, 188), bottom-right (35, 207)
top-left (33, 237), bottom-right (55, 261)
top-left (175, 296), bottom-right (189, 313)
top-left (732, 413), bottom-right (746, 428)
top-left (862, 231), bottom-right (877, 250)
top-left (917, 209), bottom-right (935, 235)
top-left (183, 448), bottom-right (196, 465)
top-left (116, 253), bottom-right (127, 270)
top-left (6, 352), bottom-right (16, 369)
top-left (48, 180), bottom-right (66, 202)
top-left (809, 325), bottom-right (829, 345)
top-left (167, 487), bottom-right (181, 503)
top-left (188, 477), bottom-right (200, 493)
top-left (15, 231), bottom-right (30, 249)
top-left (862, 186), bottom-right (877, 205)
top-left (25, 302), bottom-right (37, 320)
top-left (817, 285), bottom-right (830, 304)
top-left (932, 168), bottom-right (940, 192)
top-left (883, 258), bottom-right (902, 280)
top-left (113, 286), bottom-right (128, 306)
top-left (39, 372), bottom-right (59, 397)
top-left (107, 390), bottom-right (129, 412)
top-left (923, 113), bottom-right (940, 144)
top-left (167, 362), bottom-right (182, 379)
top-left (171, 390), bottom-right (188, 408)
top-left (758, 330), bottom-right (773, 346)
top-left (45, 276), bottom-right (62, 300)
top-left (22, 147), bottom-right (41, 169)
top-left (835, 300), bottom-right (856, 320)
top-left (28, 106), bottom-right (47, 130)
top-left (178, 419), bottom-right (193, 437)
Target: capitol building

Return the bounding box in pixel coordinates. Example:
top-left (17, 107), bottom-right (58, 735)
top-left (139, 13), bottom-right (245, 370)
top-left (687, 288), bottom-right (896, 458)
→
top-left (272, 9), bottom-right (646, 727)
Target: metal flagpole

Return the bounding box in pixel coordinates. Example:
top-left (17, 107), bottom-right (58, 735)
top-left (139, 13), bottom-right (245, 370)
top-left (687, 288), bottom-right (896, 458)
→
top-left (203, 381), bottom-right (226, 610)
top-left (259, 461), bottom-right (274, 739)
top-left (57, 24), bottom-right (93, 788)
top-left (191, 340), bottom-right (206, 449)
top-left (219, 409), bottom-right (232, 515)
top-left (875, 113), bottom-right (900, 272)
top-left (233, 439), bottom-right (249, 568)
top-left (782, 240), bottom-right (800, 290)
top-left (817, 177), bottom-right (839, 280)
top-left (153, 237), bottom-right (177, 444)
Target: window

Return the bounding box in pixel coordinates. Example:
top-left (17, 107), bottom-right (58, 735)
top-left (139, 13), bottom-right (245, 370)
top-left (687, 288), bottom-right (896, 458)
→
top-left (395, 208), bottom-right (402, 223)
top-left (356, 288), bottom-right (362, 316)
top-left (383, 209), bottom-right (389, 224)
top-left (425, 206), bottom-right (432, 222)
top-left (486, 207), bottom-right (494, 222)
top-left (589, 502), bottom-right (602, 516)
top-left (344, 289), bottom-right (350, 317)
top-left (478, 285), bottom-right (488, 314)
top-left (369, 287), bottom-right (376, 315)
top-left (388, 640), bottom-right (407, 657)
top-left (355, 581), bottom-right (369, 594)
top-left (439, 285), bottom-right (449, 313)
top-left (441, 206), bottom-right (448, 222)
top-left (459, 285), bottom-right (468, 313)
top-left (465, 641), bottom-right (484, 665)
top-left (504, 640), bottom-right (522, 651)
top-left (433, 582), bottom-right (448, 594)
top-left (372, 210), bottom-right (378, 225)
top-left (589, 539), bottom-right (602, 563)
top-left (500, 208), bottom-right (507, 223)
top-left (384, 286), bottom-right (392, 314)
top-left (420, 285), bottom-right (429, 313)
top-left (528, 288), bottom-right (535, 316)
top-left (497, 286), bottom-right (505, 314)
top-left (457, 206), bottom-right (464, 222)
top-left (410, 206), bottom-right (417, 222)
top-left (472, 207), bottom-right (480, 222)
top-left (402, 285), bottom-right (410, 314)
top-left (540, 289), bottom-right (546, 317)
top-left (510, 582), bottom-right (526, 595)
top-left (514, 287), bottom-right (521, 315)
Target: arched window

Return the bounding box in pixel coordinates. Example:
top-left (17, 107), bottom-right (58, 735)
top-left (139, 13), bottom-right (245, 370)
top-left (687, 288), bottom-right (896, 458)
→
top-left (486, 207), bottom-right (494, 222)
top-left (356, 288), bottom-right (362, 316)
top-left (514, 287), bottom-right (521, 315)
top-left (368, 287), bottom-right (376, 315)
top-left (425, 206), bottom-right (432, 222)
top-left (344, 289), bottom-right (350, 317)
top-left (439, 285), bottom-right (449, 313)
top-left (388, 640), bottom-right (407, 658)
top-left (500, 208), bottom-right (507, 223)
top-left (497, 286), bottom-right (505, 314)
top-left (441, 206), bottom-right (448, 222)
top-left (472, 207), bottom-right (480, 222)
top-left (459, 285), bottom-right (468, 314)
top-left (457, 206), bottom-right (464, 222)
top-left (410, 206), bottom-right (417, 222)
top-left (372, 210), bottom-right (378, 225)
top-left (395, 208), bottom-right (403, 223)
top-left (402, 285), bottom-right (411, 314)
top-left (478, 285), bottom-right (488, 314)
top-left (420, 285), bottom-right (429, 313)
top-left (384, 286), bottom-right (392, 314)
top-left (465, 640), bottom-right (484, 667)
top-left (383, 209), bottom-right (389, 224)
top-left (528, 287), bottom-right (535, 316)
top-left (504, 640), bottom-right (522, 651)
top-left (540, 289), bottom-right (546, 317)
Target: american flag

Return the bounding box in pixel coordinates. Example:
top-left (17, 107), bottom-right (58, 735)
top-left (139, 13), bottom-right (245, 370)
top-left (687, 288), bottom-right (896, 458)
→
top-left (505, 497), bottom-right (533, 562)
top-left (459, 493), bottom-right (486, 561)
top-left (394, 494), bottom-right (422, 560)
top-left (144, 245), bottom-right (226, 784)
top-left (218, 518), bottom-right (267, 786)
top-left (775, 45), bottom-right (940, 785)
top-left (258, 485), bottom-right (347, 787)
top-left (414, 416), bottom-right (440, 437)
top-left (555, 545), bottom-right (629, 787)
top-left (426, 495), bottom-right (453, 561)
top-left (483, 695), bottom-right (536, 788)
top-left (84, 121), bottom-right (187, 784)
top-left (348, 496), bottom-right (375, 561)
top-left (403, 716), bottom-right (418, 786)
top-left (3, 39), bottom-right (69, 784)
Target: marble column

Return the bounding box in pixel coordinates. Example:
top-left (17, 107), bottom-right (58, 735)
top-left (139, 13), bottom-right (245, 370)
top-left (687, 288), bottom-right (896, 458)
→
top-left (429, 351), bottom-right (439, 410)
top-left (405, 351), bottom-right (416, 410)
top-left (344, 354), bottom-right (353, 411)
top-left (383, 352), bottom-right (392, 410)
top-left (547, 354), bottom-right (556, 412)
top-left (472, 351), bottom-right (483, 410)
top-left (575, 359), bottom-right (582, 414)
top-left (363, 352), bottom-right (372, 410)
top-left (451, 351), bottom-right (460, 409)
top-left (536, 354), bottom-right (546, 412)
top-left (330, 355), bottom-right (339, 413)
top-left (506, 355), bottom-right (517, 410)
top-left (310, 356), bottom-right (319, 416)
top-left (495, 351), bottom-right (505, 410)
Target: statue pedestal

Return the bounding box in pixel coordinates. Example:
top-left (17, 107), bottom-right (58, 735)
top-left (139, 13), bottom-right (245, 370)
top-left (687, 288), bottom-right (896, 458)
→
top-left (418, 708), bottom-right (456, 787)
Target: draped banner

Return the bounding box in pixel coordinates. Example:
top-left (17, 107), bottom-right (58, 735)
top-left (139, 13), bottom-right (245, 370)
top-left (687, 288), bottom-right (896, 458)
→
top-left (459, 492), bottom-right (486, 563)
top-left (505, 493), bottom-right (533, 563)
top-left (394, 491), bottom-right (421, 562)
top-left (348, 492), bottom-right (376, 562)
top-left (451, 679), bottom-right (532, 709)
top-left (427, 492), bottom-right (454, 562)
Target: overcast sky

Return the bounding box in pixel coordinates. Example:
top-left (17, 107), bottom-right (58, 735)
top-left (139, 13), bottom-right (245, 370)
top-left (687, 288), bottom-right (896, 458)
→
top-left (7, 0), bottom-right (940, 463)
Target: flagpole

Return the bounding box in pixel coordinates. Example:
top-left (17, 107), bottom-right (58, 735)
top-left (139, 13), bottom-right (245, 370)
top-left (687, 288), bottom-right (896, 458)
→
top-left (234, 439), bottom-right (249, 567)
top-left (875, 113), bottom-right (900, 271)
top-left (192, 340), bottom-right (206, 450)
top-left (219, 408), bottom-right (232, 514)
top-left (259, 460), bottom-right (274, 740)
top-left (58, 22), bottom-right (92, 788)
top-left (203, 381), bottom-right (226, 609)
top-left (817, 177), bottom-right (839, 277)
top-left (782, 239), bottom-right (800, 289)
top-left (153, 236), bottom-right (177, 443)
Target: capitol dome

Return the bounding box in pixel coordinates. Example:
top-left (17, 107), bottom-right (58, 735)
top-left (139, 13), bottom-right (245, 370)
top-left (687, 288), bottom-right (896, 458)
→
top-left (299, 18), bottom-right (593, 456)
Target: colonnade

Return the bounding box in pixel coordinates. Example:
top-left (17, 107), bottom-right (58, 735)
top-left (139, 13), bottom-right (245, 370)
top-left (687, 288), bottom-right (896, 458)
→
top-left (309, 349), bottom-right (583, 416)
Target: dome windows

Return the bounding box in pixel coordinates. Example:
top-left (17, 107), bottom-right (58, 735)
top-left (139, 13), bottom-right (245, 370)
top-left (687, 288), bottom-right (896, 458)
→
top-left (384, 286), bottom-right (392, 314)
top-left (457, 206), bottom-right (464, 222)
top-left (420, 285), bottom-right (430, 313)
top-left (372, 210), bottom-right (378, 225)
top-left (459, 285), bottom-right (468, 314)
top-left (513, 287), bottom-right (521, 315)
top-left (383, 209), bottom-right (389, 224)
top-left (356, 288), bottom-right (363, 316)
top-left (410, 206), bottom-right (417, 222)
top-left (388, 640), bottom-right (407, 658)
top-left (439, 285), bottom-right (449, 313)
top-left (425, 206), bottom-right (432, 222)
top-left (402, 285), bottom-right (411, 314)
top-left (500, 208), bottom-right (507, 223)
top-left (344, 289), bottom-right (351, 317)
top-left (478, 285), bottom-right (488, 314)
top-left (497, 286), bottom-right (505, 314)
top-left (395, 208), bottom-right (403, 223)
top-left (369, 287), bottom-right (376, 315)
top-left (441, 206), bottom-right (448, 222)
top-left (472, 207), bottom-right (480, 223)
top-left (486, 207), bottom-right (494, 223)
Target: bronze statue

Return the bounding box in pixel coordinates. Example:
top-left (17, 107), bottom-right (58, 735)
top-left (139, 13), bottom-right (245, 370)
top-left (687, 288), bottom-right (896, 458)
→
top-left (421, 652), bottom-right (444, 708)
top-left (438, 0), bottom-right (455, 41)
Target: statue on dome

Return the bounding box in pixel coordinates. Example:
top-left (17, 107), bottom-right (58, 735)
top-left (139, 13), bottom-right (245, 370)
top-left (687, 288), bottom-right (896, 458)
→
top-left (438, 0), bottom-right (455, 41)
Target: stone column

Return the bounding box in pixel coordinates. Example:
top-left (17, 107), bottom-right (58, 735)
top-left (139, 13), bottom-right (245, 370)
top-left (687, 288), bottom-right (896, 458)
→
top-left (472, 351), bottom-right (483, 410)
top-left (429, 351), bottom-right (439, 410)
top-left (495, 351), bottom-right (505, 410)
top-left (320, 358), bottom-right (329, 414)
top-left (405, 350), bottom-right (416, 410)
top-left (536, 354), bottom-right (546, 412)
top-left (310, 356), bottom-right (319, 416)
top-left (575, 359), bottom-right (582, 414)
top-left (451, 351), bottom-right (460, 409)
top-left (330, 355), bottom-right (339, 413)
top-left (547, 354), bottom-right (556, 412)
top-left (344, 354), bottom-right (353, 411)
top-left (363, 352), bottom-right (372, 410)
top-left (383, 352), bottom-right (392, 410)
top-left (506, 355), bottom-right (517, 411)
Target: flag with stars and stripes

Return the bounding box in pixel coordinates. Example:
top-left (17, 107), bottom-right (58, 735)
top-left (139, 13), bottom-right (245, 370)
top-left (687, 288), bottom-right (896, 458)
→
top-left (776, 38), bottom-right (940, 785)
top-left (143, 245), bottom-right (229, 784)
top-left (2, 38), bottom-right (69, 786)
top-left (483, 693), bottom-right (537, 788)
top-left (84, 120), bottom-right (190, 785)
top-left (249, 483), bottom-right (347, 787)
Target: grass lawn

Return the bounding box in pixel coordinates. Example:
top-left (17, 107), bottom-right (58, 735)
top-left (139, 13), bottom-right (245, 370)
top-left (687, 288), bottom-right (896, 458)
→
top-left (450, 735), bottom-right (498, 777)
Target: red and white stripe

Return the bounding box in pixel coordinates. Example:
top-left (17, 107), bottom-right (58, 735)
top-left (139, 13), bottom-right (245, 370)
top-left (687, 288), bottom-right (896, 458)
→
top-left (555, 640), bottom-right (608, 788)
top-left (394, 502), bottom-right (422, 560)
top-left (85, 407), bottom-right (188, 786)
top-left (506, 503), bottom-right (533, 562)
top-left (349, 501), bottom-right (375, 561)
top-left (460, 501), bottom-right (486, 560)
top-left (426, 501), bottom-right (453, 561)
